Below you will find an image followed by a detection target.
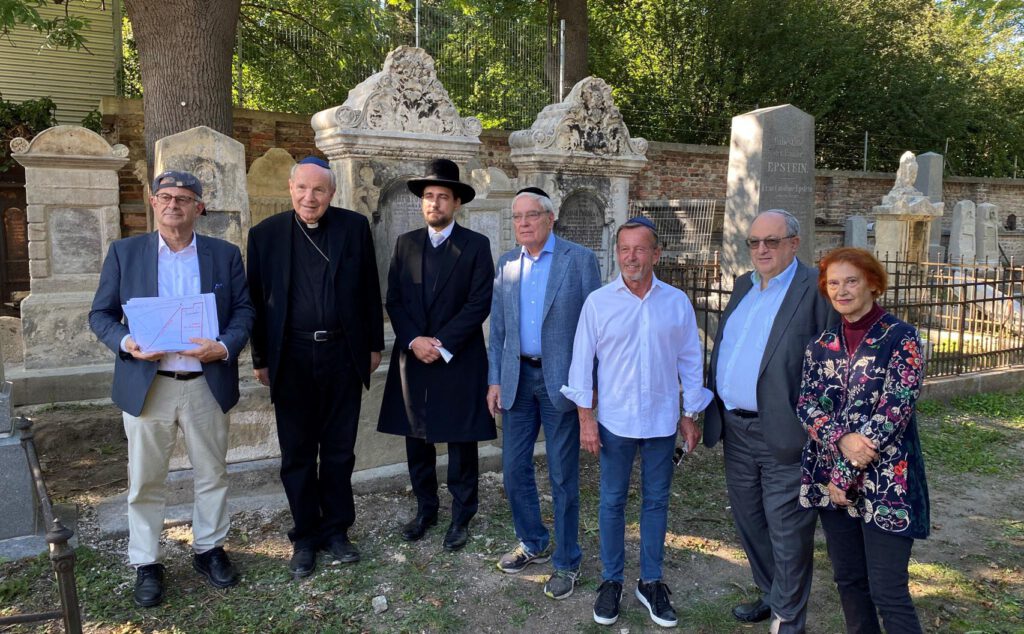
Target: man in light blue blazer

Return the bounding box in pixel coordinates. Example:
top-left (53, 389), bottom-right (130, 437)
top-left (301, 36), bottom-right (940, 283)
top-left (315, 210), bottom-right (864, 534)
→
top-left (90, 170), bottom-right (254, 608)
top-left (487, 187), bottom-right (601, 600)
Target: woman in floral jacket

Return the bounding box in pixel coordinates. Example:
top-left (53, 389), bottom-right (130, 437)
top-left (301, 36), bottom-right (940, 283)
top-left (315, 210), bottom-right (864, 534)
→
top-left (797, 247), bottom-right (929, 634)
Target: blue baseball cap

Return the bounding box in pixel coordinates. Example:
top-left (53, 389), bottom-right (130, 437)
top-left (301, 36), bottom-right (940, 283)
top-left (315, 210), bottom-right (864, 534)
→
top-left (152, 170), bottom-right (203, 198)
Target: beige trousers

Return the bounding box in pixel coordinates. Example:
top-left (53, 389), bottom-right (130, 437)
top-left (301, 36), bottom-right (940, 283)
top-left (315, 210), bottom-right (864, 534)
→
top-left (122, 374), bottom-right (229, 565)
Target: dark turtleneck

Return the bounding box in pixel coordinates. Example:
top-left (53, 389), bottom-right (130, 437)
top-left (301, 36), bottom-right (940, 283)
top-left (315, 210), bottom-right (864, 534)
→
top-left (843, 302), bottom-right (885, 355)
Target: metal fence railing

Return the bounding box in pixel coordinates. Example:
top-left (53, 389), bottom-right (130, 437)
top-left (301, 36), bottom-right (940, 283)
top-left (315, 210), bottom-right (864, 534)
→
top-left (657, 254), bottom-right (1024, 380)
top-left (632, 199), bottom-right (717, 263)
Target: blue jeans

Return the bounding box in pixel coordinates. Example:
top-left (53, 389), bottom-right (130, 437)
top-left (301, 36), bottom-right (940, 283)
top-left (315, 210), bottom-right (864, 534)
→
top-left (598, 424), bottom-right (676, 583)
top-left (502, 362), bottom-right (581, 571)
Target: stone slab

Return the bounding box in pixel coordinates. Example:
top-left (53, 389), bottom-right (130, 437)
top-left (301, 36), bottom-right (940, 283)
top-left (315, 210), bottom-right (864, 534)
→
top-left (20, 292), bottom-right (110, 370)
top-left (7, 363), bottom-right (114, 407)
top-left (0, 436), bottom-right (38, 540)
top-left (0, 504), bottom-right (78, 562)
top-left (844, 215), bottom-right (868, 248)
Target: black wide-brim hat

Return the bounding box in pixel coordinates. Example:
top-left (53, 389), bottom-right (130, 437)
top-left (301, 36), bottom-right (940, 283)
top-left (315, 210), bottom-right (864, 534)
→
top-left (407, 158), bottom-right (476, 204)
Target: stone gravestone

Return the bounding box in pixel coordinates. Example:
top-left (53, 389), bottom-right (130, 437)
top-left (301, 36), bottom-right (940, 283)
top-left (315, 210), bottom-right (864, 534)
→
top-left (947, 200), bottom-right (977, 262)
top-left (557, 191), bottom-right (606, 253)
top-left (154, 126), bottom-right (251, 252)
top-left (844, 215), bottom-right (868, 248)
top-left (0, 382), bottom-right (42, 558)
top-left (976, 202), bottom-right (1000, 265)
top-left (915, 152), bottom-right (944, 260)
top-left (375, 180), bottom-right (430, 292)
top-left (247, 148), bottom-right (295, 226)
top-left (10, 126), bottom-right (128, 370)
top-left (724, 104), bottom-right (815, 280)
top-left (467, 166), bottom-right (515, 262)
top-left (872, 152), bottom-right (943, 263)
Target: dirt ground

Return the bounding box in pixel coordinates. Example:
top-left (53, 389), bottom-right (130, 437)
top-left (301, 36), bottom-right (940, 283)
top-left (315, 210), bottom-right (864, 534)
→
top-left (9, 401), bottom-right (1024, 633)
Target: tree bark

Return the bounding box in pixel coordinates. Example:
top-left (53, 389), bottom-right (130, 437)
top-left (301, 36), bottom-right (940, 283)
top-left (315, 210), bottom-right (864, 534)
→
top-left (555, 0), bottom-right (588, 96)
top-left (123, 0), bottom-right (241, 173)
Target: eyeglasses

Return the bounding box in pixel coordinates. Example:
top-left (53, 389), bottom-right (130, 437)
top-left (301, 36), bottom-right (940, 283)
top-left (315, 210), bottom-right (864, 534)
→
top-left (745, 235), bottom-right (796, 250)
top-left (154, 193), bottom-right (197, 206)
top-left (511, 211), bottom-right (546, 223)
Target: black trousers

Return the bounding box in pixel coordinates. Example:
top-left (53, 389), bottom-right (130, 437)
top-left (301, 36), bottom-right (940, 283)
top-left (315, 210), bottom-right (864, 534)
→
top-left (405, 436), bottom-right (479, 526)
top-left (273, 338), bottom-right (362, 549)
top-left (819, 508), bottom-right (923, 634)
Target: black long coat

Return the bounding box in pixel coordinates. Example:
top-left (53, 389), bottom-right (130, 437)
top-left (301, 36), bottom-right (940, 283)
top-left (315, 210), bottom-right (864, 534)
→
top-left (377, 223), bottom-right (496, 443)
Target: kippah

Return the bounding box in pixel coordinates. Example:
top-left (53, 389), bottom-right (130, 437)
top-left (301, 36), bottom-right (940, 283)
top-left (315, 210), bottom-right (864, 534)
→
top-left (624, 216), bottom-right (658, 234)
top-left (298, 156), bottom-right (330, 169)
top-left (516, 186), bottom-right (550, 199)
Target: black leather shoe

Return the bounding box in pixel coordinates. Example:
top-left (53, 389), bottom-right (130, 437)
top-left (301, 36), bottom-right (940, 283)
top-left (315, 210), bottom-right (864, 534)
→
top-left (289, 546), bottom-right (317, 579)
top-left (732, 597), bottom-right (771, 622)
top-left (133, 563), bottom-right (165, 607)
top-left (401, 513), bottom-right (438, 541)
top-left (442, 522), bottom-right (469, 552)
top-left (193, 546), bottom-right (240, 588)
top-left (324, 538), bottom-right (360, 564)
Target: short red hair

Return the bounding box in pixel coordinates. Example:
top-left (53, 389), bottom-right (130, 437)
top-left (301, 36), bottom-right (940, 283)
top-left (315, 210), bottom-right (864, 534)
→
top-left (817, 247), bottom-right (888, 297)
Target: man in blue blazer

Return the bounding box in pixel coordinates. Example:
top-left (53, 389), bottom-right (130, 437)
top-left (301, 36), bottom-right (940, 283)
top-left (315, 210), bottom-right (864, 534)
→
top-left (487, 187), bottom-right (601, 600)
top-left (90, 170), bottom-right (255, 608)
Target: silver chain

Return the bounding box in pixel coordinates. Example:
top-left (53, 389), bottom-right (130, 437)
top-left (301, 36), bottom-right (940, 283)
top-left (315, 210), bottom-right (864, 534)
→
top-left (294, 214), bottom-right (330, 264)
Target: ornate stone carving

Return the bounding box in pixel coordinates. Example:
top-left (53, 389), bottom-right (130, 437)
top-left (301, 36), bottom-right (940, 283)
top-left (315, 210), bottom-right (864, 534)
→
top-left (9, 137), bottom-right (29, 154)
top-left (354, 164), bottom-right (381, 217)
top-left (509, 77), bottom-right (647, 157)
top-left (330, 46), bottom-right (482, 137)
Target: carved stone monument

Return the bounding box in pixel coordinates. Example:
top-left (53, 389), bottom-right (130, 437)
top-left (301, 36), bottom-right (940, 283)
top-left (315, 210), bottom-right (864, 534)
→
top-left (872, 152), bottom-right (943, 263)
top-left (154, 126), bottom-right (251, 251)
top-left (948, 200), bottom-right (977, 262)
top-left (915, 152), bottom-right (944, 260)
top-left (247, 148), bottom-right (296, 226)
top-left (10, 126), bottom-right (128, 369)
top-left (509, 76), bottom-right (648, 278)
top-left (844, 215), bottom-right (868, 248)
top-left (311, 46), bottom-right (483, 294)
top-left (976, 202), bottom-right (1000, 265)
top-left (724, 104), bottom-right (815, 280)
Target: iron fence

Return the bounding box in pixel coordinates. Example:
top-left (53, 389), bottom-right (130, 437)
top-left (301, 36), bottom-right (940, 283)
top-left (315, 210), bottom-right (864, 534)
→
top-left (631, 199), bottom-right (717, 263)
top-left (657, 254), bottom-right (1024, 380)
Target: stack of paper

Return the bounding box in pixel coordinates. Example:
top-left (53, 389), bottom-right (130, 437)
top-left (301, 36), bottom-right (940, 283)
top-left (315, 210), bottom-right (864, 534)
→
top-left (122, 294), bottom-right (220, 352)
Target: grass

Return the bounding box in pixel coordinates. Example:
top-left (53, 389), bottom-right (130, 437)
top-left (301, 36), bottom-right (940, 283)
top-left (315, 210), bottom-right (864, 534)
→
top-left (917, 390), bottom-right (1024, 475)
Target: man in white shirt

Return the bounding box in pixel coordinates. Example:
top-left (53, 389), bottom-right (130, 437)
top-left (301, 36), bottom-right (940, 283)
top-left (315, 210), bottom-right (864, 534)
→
top-left (562, 217), bottom-right (712, 628)
top-left (90, 170), bottom-right (255, 607)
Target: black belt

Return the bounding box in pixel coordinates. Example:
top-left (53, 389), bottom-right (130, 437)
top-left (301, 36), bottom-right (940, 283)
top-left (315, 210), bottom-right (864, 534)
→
top-left (520, 355), bottom-right (542, 368)
top-left (729, 408), bottom-right (759, 419)
top-left (156, 370), bottom-right (203, 381)
top-left (289, 329), bottom-right (343, 343)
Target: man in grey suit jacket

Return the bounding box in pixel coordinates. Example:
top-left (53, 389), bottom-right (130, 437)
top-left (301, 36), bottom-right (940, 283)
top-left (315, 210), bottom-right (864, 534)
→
top-left (703, 209), bottom-right (836, 633)
top-left (90, 170), bottom-right (254, 608)
top-left (487, 187), bottom-right (601, 600)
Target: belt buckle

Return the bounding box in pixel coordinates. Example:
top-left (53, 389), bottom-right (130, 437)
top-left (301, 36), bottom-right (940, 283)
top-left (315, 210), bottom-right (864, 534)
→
top-left (313, 330), bottom-right (329, 342)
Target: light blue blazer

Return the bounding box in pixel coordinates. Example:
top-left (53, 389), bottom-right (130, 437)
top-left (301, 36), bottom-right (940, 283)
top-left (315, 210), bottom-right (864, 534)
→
top-left (488, 235), bottom-right (601, 412)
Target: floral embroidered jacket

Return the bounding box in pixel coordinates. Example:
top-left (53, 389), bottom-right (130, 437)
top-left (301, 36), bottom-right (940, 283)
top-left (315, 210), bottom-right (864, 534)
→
top-left (797, 312), bottom-right (930, 539)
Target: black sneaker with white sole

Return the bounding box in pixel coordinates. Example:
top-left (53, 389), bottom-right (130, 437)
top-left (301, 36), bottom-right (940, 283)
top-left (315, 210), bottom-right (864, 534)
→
top-left (593, 579), bottom-right (623, 625)
top-left (635, 579), bottom-right (678, 627)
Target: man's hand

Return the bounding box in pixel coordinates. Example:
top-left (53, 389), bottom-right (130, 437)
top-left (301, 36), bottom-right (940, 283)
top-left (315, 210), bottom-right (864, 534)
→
top-left (486, 385), bottom-right (501, 418)
top-left (678, 416), bottom-right (700, 454)
top-left (410, 336), bottom-right (442, 363)
top-left (180, 337), bottom-right (228, 363)
top-left (254, 367), bottom-right (270, 386)
top-left (828, 482), bottom-right (852, 507)
top-left (579, 407), bottom-right (600, 456)
top-left (370, 351), bottom-right (382, 373)
top-left (838, 432), bottom-right (878, 469)
top-left (125, 336), bottom-right (165, 362)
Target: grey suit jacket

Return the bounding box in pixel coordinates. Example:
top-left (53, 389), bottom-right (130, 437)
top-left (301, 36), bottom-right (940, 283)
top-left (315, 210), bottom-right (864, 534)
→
top-left (488, 236), bottom-right (601, 412)
top-left (703, 260), bottom-right (837, 464)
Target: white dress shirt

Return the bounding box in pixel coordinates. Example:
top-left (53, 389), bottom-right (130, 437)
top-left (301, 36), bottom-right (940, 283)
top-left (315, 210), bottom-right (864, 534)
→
top-left (561, 274), bottom-right (713, 439)
top-left (156, 233), bottom-right (203, 372)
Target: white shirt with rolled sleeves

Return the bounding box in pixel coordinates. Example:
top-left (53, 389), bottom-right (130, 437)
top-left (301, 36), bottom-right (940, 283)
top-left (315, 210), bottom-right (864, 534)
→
top-left (560, 274), bottom-right (713, 438)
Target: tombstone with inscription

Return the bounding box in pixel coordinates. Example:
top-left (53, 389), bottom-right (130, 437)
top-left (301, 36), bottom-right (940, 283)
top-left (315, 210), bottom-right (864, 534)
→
top-left (10, 126), bottom-right (128, 369)
top-left (509, 77), bottom-right (647, 278)
top-left (915, 152), bottom-right (945, 260)
top-left (948, 200), bottom-right (977, 262)
top-left (154, 126), bottom-right (251, 251)
top-left (845, 215), bottom-right (868, 248)
top-left (467, 167), bottom-right (514, 263)
top-left (247, 148), bottom-right (295, 226)
top-left (872, 152), bottom-right (943, 263)
top-left (724, 104), bottom-right (815, 280)
top-left (976, 202), bottom-right (1000, 265)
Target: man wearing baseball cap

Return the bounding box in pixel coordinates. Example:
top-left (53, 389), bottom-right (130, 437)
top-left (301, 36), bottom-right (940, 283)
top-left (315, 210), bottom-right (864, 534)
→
top-left (90, 169), bottom-right (255, 607)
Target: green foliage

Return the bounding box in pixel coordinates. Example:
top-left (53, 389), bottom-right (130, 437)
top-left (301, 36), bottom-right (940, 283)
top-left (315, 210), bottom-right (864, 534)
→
top-left (80, 108), bottom-right (102, 133)
top-left (0, 0), bottom-right (91, 49)
top-left (0, 93), bottom-right (57, 172)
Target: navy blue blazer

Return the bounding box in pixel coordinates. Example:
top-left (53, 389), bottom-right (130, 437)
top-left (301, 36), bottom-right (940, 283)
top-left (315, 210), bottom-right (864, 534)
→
top-left (89, 232), bottom-right (256, 417)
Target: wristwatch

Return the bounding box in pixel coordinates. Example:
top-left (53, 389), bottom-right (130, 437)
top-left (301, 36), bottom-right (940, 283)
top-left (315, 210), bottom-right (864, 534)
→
top-left (683, 411), bottom-right (697, 419)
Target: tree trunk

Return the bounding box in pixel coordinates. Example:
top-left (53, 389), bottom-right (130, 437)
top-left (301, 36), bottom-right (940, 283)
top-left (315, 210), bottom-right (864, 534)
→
top-left (123, 0), bottom-right (241, 173)
top-left (555, 0), bottom-right (588, 96)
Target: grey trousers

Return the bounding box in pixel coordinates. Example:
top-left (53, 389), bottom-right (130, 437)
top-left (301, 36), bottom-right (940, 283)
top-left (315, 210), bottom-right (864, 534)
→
top-left (723, 409), bottom-right (816, 634)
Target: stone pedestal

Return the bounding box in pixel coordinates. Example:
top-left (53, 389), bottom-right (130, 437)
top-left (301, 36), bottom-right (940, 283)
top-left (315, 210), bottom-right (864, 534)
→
top-left (510, 77), bottom-right (648, 279)
top-left (10, 126), bottom-right (127, 370)
top-left (724, 104), bottom-right (815, 280)
top-left (154, 126), bottom-right (251, 252)
top-left (873, 152), bottom-right (943, 263)
top-left (915, 152), bottom-right (944, 260)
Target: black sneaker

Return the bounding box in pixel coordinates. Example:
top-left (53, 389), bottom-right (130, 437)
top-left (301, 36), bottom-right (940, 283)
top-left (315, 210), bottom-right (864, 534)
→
top-left (593, 579), bottom-right (622, 625)
top-left (636, 579), bottom-right (678, 627)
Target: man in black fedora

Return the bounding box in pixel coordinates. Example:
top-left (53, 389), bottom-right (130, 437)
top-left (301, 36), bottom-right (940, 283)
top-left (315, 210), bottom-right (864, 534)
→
top-left (378, 158), bottom-right (495, 551)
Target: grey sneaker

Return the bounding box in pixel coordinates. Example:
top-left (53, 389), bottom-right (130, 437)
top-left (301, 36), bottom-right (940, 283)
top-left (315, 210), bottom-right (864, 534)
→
top-left (543, 568), bottom-right (580, 600)
top-left (593, 579), bottom-right (622, 625)
top-left (636, 579), bottom-right (678, 627)
top-left (496, 542), bottom-right (551, 574)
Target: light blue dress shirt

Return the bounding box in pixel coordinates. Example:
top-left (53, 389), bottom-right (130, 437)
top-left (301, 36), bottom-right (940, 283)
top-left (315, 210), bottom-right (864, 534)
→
top-left (518, 232), bottom-right (556, 357)
top-left (715, 257), bottom-right (799, 412)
